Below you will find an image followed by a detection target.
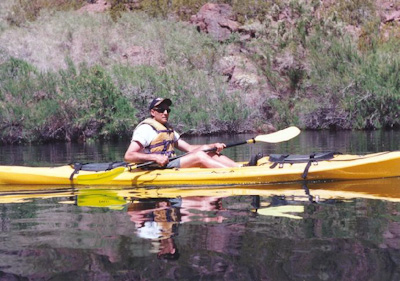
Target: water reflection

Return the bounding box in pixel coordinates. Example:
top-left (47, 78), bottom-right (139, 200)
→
top-left (1, 180), bottom-right (400, 279)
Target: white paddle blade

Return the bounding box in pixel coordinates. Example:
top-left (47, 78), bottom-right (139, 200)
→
top-left (254, 126), bottom-right (300, 143)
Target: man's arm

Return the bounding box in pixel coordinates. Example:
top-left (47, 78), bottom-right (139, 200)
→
top-left (124, 141), bottom-right (169, 166)
top-left (175, 139), bottom-right (195, 152)
top-left (175, 139), bottom-right (226, 153)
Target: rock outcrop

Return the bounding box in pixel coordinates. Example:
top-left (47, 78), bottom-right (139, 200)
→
top-left (78, 0), bottom-right (110, 13)
top-left (190, 3), bottom-right (240, 41)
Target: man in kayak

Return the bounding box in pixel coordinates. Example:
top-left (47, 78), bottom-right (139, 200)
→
top-left (124, 97), bottom-right (239, 168)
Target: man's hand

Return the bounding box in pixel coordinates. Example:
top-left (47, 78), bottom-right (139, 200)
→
top-left (213, 143), bottom-right (226, 154)
top-left (154, 154), bottom-right (169, 166)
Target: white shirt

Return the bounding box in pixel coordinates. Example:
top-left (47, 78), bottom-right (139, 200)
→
top-left (131, 124), bottom-right (180, 153)
top-left (137, 221), bottom-right (163, 240)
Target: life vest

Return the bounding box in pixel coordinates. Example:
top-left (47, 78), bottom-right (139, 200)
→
top-left (137, 118), bottom-right (176, 157)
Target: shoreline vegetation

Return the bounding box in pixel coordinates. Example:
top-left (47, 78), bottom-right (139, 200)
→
top-left (1, 0), bottom-right (400, 144)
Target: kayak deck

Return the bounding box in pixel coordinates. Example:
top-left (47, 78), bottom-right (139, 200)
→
top-left (1, 151), bottom-right (400, 186)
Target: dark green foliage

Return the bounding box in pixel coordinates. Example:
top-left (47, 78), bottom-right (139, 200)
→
top-left (0, 58), bottom-right (136, 143)
top-left (307, 32), bottom-right (400, 129)
top-left (0, 56), bottom-right (249, 143)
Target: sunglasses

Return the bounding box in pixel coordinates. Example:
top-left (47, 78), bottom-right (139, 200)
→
top-left (153, 107), bottom-right (171, 113)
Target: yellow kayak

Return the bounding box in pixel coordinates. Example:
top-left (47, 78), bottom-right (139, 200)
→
top-left (1, 151), bottom-right (400, 186)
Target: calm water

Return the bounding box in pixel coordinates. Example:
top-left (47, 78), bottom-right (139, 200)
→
top-left (1, 130), bottom-right (400, 280)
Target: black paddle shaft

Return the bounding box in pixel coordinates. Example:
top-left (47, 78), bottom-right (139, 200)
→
top-left (204, 139), bottom-right (254, 152)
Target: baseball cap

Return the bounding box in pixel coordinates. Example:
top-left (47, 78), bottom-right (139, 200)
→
top-left (149, 98), bottom-right (172, 110)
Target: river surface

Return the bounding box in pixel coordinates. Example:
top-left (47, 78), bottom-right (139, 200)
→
top-left (1, 130), bottom-right (400, 280)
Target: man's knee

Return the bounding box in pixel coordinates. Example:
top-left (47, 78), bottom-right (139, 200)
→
top-left (194, 150), bottom-right (210, 162)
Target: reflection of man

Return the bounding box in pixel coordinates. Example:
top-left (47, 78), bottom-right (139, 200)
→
top-left (127, 198), bottom-right (181, 260)
top-left (179, 196), bottom-right (225, 223)
top-left (157, 237), bottom-right (179, 260)
top-left (127, 196), bottom-right (230, 260)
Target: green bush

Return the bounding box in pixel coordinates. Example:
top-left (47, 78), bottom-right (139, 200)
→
top-left (57, 60), bottom-right (136, 140)
top-left (346, 49), bottom-right (400, 129)
top-left (0, 58), bottom-right (39, 142)
top-left (0, 57), bottom-right (136, 143)
top-left (306, 30), bottom-right (400, 129)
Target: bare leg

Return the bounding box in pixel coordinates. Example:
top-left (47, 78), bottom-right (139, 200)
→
top-left (210, 153), bottom-right (239, 167)
top-left (180, 150), bottom-right (239, 168)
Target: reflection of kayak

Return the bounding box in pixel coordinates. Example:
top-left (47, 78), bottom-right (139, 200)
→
top-left (2, 177), bottom-right (400, 205)
top-left (129, 178), bottom-right (400, 202)
top-left (75, 189), bottom-right (127, 210)
top-left (1, 152), bottom-right (400, 186)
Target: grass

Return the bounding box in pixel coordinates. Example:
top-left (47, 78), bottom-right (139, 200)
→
top-left (306, 30), bottom-right (400, 129)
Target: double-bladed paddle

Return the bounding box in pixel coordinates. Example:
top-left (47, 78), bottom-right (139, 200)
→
top-left (130, 126), bottom-right (301, 169)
